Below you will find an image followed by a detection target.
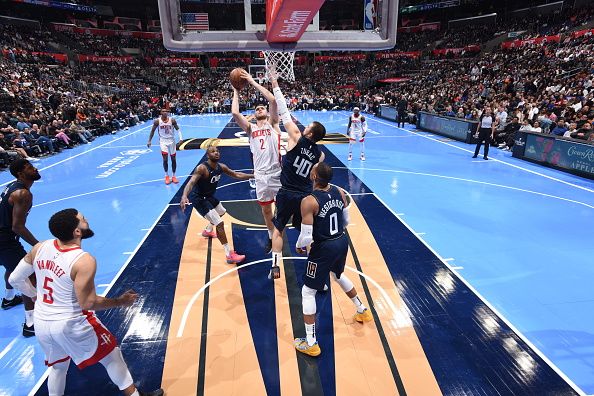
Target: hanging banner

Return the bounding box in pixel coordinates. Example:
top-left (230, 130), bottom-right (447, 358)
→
top-left (314, 54), bottom-right (367, 61)
top-left (12, 0), bottom-right (96, 13)
top-left (501, 34), bottom-right (560, 49)
top-left (77, 55), bottom-right (133, 63)
top-left (572, 28), bottom-right (594, 38)
top-left (376, 51), bottom-right (421, 59)
top-left (432, 45), bottom-right (480, 56)
top-left (154, 57), bottom-right (199, 66)
top-left (2, 49), bottom-right (68, 63)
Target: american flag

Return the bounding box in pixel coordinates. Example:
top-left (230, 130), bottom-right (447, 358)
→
top-left (181, 13), bottom-right (209, 30)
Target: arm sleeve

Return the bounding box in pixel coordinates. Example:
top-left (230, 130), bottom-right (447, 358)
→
top-left (273, 87), bottom-right (292, 125)
top-left (8, 258), bottom-right (36, 298)
top-left (342, 206), bottom-right (350, 227)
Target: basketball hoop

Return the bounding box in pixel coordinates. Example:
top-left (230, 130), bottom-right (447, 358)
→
top-left (263, 50), bottom-right (296, 82)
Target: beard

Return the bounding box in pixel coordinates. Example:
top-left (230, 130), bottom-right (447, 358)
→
top-left (81, 228), bottom-right (95, 239)
top-left (30, 172), bottom-right (41, 181)
top-left (255, 114), bottom-right (267, 121)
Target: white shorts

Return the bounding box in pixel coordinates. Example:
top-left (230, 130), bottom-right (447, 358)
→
top-left (255, 169), bottom-right (281, 205)
top-left (349, 130), bottom-right (365, 142)
top-left (35, 312), bottom-right (117, 369)
top-left (160, 140), bottom-right (176, 156)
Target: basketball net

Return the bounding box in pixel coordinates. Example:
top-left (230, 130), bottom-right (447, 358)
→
top-left (263, 50), bottom-right (296, 82)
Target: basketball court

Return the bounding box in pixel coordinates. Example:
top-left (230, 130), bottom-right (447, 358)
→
top-left (0, 0), bottom-right (593, 395)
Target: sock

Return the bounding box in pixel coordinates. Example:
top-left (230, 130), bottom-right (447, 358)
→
top-left (25, 309), bottom-right (34, 327)
top-left (351, 296), bottom-right (366, 313)
top-left (223, 243), bottom-right (231, 256)
top-left (267, 229), bottom-right (273, 239)
top-left (5, 288), bottom-right (15, 300)
top-left (305, 323), bottom-right (316, 346)
top-left (348, 141), bottom-right (353, 155)
top-left (130, 391), bottom-right (139, 396)
top-left (272, 251), bottom-right (282, 267)
top-left (360, 141), bottom-right (365, 156)
top-left (205, 223), bottom-right (213, 232)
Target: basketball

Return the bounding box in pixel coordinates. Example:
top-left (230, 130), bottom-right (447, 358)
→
top-left (230, 68), bottom-right (247, 90)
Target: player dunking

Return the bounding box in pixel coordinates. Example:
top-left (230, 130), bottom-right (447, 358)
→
top-left (347, 107), bottom-right (368, 161)
top-left (268, 76), bottom-right (326, 280)
top-left (180, 146), bottom-right (253, 264)
top-left (147, 108), bottom-right (183, 185)
top-left (9, 209), bottom-right (163, 396)
top-left (232, 69), bottom-right (281, 253)
top-left (293, 162), bottom-right (372, 356)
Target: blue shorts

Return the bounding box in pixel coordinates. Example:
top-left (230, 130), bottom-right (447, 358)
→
top-left (191, 195), bottom-right (220, 217)
top-left (0, 239), bottom-right (26, 273)
top-left (273, 188), bottom-right (308, 232)
top-left (303, 233), bottom-right (348, 291)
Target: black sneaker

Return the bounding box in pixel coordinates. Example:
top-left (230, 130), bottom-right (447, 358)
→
top-left (265, 238), bottom-right (272, 254)
top-left (22, 323), bottom-right (35, 338)
top-left (139, 389), bottom-right (164, 396)
top-left (2, 295), bottom-right (23, 310)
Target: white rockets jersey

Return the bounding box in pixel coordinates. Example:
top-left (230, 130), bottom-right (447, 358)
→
top-left (249, 122), bottom-right (281, 174)
top-left (158, 117), bottom-right (175, 142)
top-left (34, 240), bottom-right (87, 321)
top-left (350, 114), bottom-right (364, 131)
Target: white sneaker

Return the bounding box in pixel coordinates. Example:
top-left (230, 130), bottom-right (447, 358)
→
top-left (360, 154), bottom-right (365, 161)
top-left (347, 154), bottom-right (352, 161)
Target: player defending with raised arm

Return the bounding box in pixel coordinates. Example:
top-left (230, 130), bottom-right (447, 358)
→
top-left (147, 108), bottom-right (183, 185)
top-left (347, 107), bottom-right (368, 161)
top-left (293, 162), bottom-right (372, 356)
top-left (268, 73), bottom-right (326, 280)
top-left (180, 146), bottom-right (253, 264)
top-left (231, 69), bottom-right (282, 253)
top-left (9, 209), bottom-right (163, 396)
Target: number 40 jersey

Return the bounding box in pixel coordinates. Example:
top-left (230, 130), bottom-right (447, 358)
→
top-left (281, 136), bottom-right (322, 193)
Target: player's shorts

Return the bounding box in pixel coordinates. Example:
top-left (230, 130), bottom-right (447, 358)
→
top-left (192, 195), bottom-right (226, 217)
top-left (160, 140), bottom-right (176, 156)
top-left (348, 130), bottom-right (364, 142)
top-left (273, 188), bottom-right (308, 232)
top-left (35, 311), bottom-right (117, 369)
top-left (303, 233), bottom-right (348, 291)
top-left (0, 238), bottom-right (26, 272)
top-left (255, 169), bottom-right (281, 205)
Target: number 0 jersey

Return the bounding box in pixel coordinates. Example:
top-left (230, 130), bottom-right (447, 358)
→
top-left (311, 186), bottom-right (345, 242)
top-left (34, 239), bottom-right (87, 321)
top-left (280, 136), bottom-right (321, 193)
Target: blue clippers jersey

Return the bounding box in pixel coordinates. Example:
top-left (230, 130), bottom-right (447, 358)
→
top-left (0, 181), bottom-right (26, 241)
top-left (312, 186), bottom-right (345, 242)
top-left (280, 136), bottom-right (321, 193)
top-left (192, 162), bottom-right (221, 198)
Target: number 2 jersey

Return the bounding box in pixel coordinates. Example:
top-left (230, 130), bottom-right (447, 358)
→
top-left (280, 136), bottom-right (322, 193)
top-left (33, 239), bottom-right (87, 321)
top-left (311, 186), bottom-right (345, 242)
top-left (248, 121), bottom-right (281, 174)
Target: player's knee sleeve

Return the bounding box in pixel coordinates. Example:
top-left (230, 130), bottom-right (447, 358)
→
top-left (204, 209), bottom-right (223, 226)
top-left (214, 203), bottom-right (226, 216)
top-left (47, 359), bottom-right (69, 396)
top-left (99, 347), bottom-right (134, 391)
top-left (331, 271), bottom-right (354, 293)
top-left (301, 285), bottom-right (317, 315)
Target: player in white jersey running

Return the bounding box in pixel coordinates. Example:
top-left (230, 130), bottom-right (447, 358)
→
top-left (347, 107), bottom-right (368, 161)
top-left (232, 69), bottom-right (282, 253)
top-left (9, 209), bottom-right (163, 396)
top-left (147, 108), bottom-right (183, 185)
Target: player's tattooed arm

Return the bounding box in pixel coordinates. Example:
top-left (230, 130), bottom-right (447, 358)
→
top-left (220, 163), bottom-right (253, 181)
top-left (180, 165), bottom-right (206, 211)
top-left (172, 118), bottom-right (183, 140)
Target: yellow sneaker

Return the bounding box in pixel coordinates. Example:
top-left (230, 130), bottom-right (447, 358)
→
top-left (353, 309), bottom-right (373, 323)
top-left (293, 338), bottom-right (321, 357)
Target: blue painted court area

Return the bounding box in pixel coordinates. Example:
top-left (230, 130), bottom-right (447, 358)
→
top-left (0, 110), bottom-right (592, 395)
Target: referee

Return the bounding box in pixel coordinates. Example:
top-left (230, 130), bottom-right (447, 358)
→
top-left (0, 159), bottom-right (40, 337)
top-left (473, 107), bottom-right (495, 160)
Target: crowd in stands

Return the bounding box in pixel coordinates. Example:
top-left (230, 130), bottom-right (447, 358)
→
top-left (1, 3), bottom-right (594, 168)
